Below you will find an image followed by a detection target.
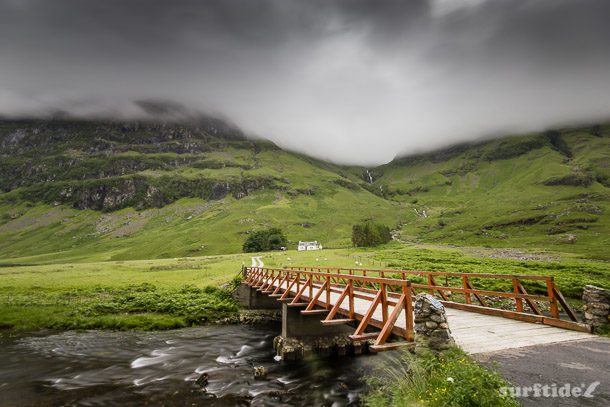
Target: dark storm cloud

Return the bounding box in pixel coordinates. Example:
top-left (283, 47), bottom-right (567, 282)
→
top-left (1, 0), bottom-right (609, 164)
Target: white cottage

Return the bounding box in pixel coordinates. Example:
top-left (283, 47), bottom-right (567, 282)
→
top-left (297, 241), bottom-right (322, 251)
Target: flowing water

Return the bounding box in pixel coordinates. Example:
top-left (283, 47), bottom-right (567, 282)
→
top-left (0, 323), bottom-right (394, 406)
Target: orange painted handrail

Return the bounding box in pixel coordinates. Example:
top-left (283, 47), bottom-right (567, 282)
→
top-left (243, 266), bottom-right (415, 350)
top-left (281, 265), bottom-right (584, 330)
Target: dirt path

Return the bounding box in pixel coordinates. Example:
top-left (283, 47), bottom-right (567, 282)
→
top-left (250, 256), bottom-right (264, 267)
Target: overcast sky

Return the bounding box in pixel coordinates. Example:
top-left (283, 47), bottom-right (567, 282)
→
top-left (1, 0), bottom-right (610, 164)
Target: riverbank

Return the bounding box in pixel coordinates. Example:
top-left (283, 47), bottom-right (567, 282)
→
top-left (0, 283), bottom-right (240, 332)
top-left (365, 347), bottom-right (519, 407)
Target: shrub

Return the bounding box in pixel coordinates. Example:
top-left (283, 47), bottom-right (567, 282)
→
top-left (365, 347), bottom-right (519, 407)
top-left (243, 227), bottom-right (288, 252)
top-left (80, 284), bottom-right (238, 325)
top-left (352, 221), bottom-right (392, 247)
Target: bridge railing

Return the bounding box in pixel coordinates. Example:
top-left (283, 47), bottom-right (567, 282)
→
top-left (283, 266), bottom-right (587, 332)
top-left (243, 266), bottom-right (415, 351)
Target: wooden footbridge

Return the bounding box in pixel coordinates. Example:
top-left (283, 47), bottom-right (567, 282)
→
top-left (242, 265), bottom-right (593, 354)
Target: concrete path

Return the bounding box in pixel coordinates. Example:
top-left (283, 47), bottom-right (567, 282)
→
top-left (477, 338), bottom-right (610, 406)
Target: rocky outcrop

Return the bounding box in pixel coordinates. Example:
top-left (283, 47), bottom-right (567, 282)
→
top-left (7, 174), bottom-right (279, 211)
top-left (414, 294), bottom-right (455, 351)
top-left (544, 171), bottom-right (594, 187)
top-left (582, 285), bottom-right (610, 332)
top-left (0, 119), bottom-right (249, 155)
top-left (0, 155), bottom-right (200, 191)
top-left (0, 119), bottom-right (283, 210)
top-left (0, 129), bottom-right (27, 149)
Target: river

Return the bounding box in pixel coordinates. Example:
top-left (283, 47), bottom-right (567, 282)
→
top-left (0, 323), bottom-right (395, 406)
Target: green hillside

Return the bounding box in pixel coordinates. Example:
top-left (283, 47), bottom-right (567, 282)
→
top-left (0, 119), bottom-right (405, 263)
top-left (365, 125), bottom-right (610, 259)
top-left (0, 119), bottom-right (609, 263)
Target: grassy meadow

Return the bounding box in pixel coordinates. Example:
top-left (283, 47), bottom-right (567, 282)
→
top-left (1, 242), bottom-right (608, 332)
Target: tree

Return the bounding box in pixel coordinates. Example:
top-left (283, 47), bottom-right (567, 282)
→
top-left (351, 221), bottom-right (391, 247)
top-left (243, 228), bottom-right (288, 252)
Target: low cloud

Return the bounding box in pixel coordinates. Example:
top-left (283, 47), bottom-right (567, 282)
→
top-left (1, 0), bottom-right (609, 164)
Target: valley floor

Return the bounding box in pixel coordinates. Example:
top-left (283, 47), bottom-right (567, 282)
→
top-left (1, 241), bottom-right (608, 333)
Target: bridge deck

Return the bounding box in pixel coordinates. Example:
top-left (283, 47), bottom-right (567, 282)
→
top-left (264, 278), bottom-right (594, 354)
top-left (445, 309), bottom-right (594, 354)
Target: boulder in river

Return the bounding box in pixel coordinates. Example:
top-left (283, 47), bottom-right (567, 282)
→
top-left (253, 366), bottom-right (267, 380)
top-left (195, 372), bottom-right (209, 387)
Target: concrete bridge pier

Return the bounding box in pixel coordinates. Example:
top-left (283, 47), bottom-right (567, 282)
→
top-left (275, 303), bottom-right (363, 361)
top-left (233, 282), bottom-right (281, 309)
top-left (281, 303), bottom-right (353, 338)
top-left (233, 283), bottom-right (363, 360)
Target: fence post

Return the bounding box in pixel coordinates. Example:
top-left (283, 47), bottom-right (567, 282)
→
top-left (381, 283), bottom-right (388, 322)
top-left (309, 274), bottom-right (313, 299)
top-left (348, 280), bottom-right (355, 318)
top-left (513, 278), bottom-right (523, 312)
top-left (462, 275), bottom-right (471, 304)
top-left (404, 283), bottom-right (414, 341)
top-left (326, 276), bottom-right (331, 309)
top-left (546, 277), bottom-right (559, 318)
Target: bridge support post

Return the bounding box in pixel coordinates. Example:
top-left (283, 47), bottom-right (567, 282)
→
top-left (274, 303), bottom-right (361, 361)
top-left (281, 303), bottom-right (352, 338)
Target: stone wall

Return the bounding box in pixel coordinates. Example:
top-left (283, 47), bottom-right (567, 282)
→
top-left (582, 285), bottom-right (610, 332)
top-left (414, 293), bottom-right (455, 351)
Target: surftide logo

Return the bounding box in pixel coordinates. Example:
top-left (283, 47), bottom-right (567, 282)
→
top-left (500, 382), bottom-right (601, 399)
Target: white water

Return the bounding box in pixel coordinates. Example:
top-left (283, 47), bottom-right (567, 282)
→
top-left (0, 324), bottom-right (390, 406)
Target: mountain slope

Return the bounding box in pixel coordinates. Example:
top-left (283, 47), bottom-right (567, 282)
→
top-left (365, 124), bottom-right (610, 259)
top-left (0, 119), bottom-right (405, 262)
top-left (1, 119), bottom-right (609, 263)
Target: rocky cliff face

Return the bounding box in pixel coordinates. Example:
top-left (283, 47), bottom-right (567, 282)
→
top-left (0, 119), bottom-right (282, 210)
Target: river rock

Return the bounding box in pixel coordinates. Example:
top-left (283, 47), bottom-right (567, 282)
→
top-left (195, 372), bottom-right (209, 387)
top-left (425, 321), bottom-right (438, 329)
top-left (430, 313), bottom-right (446, 323)
top-left (253, 366), bottom-right (267, 380)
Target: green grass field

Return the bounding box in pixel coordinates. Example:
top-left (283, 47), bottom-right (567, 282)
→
top-left (1, 120), bottom-right (608, 334)
top-left (1, 242), bottom-right (608, 332)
